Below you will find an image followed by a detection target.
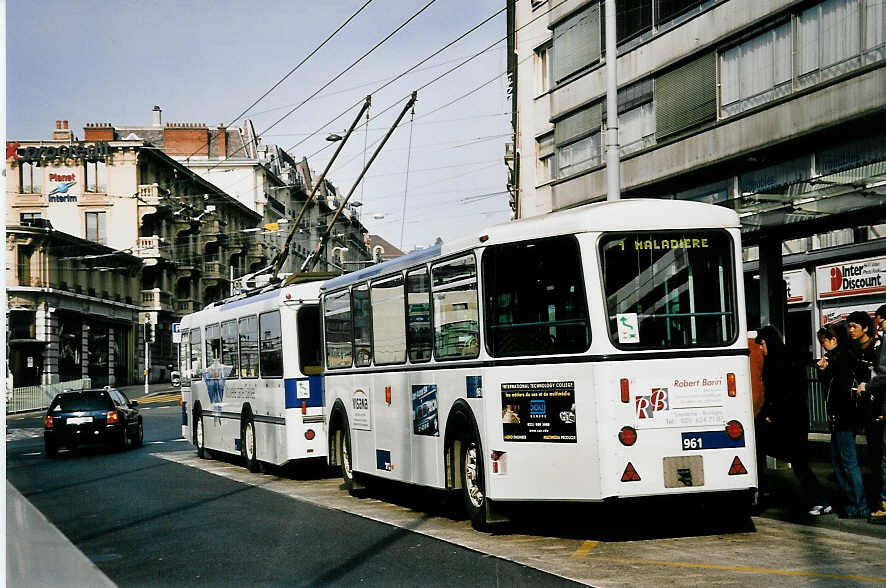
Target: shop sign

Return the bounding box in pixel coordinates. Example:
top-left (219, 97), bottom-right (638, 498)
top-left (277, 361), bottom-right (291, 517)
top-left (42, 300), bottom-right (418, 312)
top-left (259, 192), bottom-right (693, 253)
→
top-left (784, 269), bottom-right (810, 304)
top-left (816, 255), bottom-right (886, 299)
top-left (821, 303), bottom-right (876, 326)
top-left (12, 141), bottom-right (114, 162)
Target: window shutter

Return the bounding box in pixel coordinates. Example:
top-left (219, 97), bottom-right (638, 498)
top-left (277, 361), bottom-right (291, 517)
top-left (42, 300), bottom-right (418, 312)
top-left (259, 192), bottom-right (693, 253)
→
top-left (655, 52), bottom-right (716, 140)
top-left (554, 103), bottom-right (601, 146)
top-left (553, 3), bottom-right (601, 82)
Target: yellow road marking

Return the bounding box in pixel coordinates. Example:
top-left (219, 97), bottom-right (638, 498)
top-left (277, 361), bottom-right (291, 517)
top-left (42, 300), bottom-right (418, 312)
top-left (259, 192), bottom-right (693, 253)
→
top-left (589, 556), bottom-right (886, 583)
top-left (571, 541), bottom-right (599, 559)
top-left (138, 393), bottom-right (181, 404)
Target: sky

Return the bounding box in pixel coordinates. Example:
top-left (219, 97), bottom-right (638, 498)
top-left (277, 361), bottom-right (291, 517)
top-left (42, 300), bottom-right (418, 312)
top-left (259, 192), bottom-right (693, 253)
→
top-left (6, 0), bottom-right (512, 253)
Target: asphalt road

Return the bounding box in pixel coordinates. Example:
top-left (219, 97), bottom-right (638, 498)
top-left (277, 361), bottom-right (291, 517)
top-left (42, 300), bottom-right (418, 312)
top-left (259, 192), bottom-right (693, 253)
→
top-left (6, 400), bottom-right (581, 587)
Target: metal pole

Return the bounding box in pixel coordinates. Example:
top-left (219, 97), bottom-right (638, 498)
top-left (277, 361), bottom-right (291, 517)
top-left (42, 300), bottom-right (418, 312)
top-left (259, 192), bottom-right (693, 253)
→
top-left (144, 321), bottom-right (149, 396)
top-left (302, 91), bottom-right (418, 273)
top-left (271, 96), bottom-right (372, 281)
top-left (605, 0), bottom-right (620, 201)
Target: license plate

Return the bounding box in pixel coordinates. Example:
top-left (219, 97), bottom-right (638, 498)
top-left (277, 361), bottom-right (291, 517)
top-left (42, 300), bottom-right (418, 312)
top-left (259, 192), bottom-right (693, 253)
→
top-left (67, 416), bottom-right (93, 425)
top-left (681, 431), bottom-right (745, 451)
top-left (663, 455), bottom-right (704, 488)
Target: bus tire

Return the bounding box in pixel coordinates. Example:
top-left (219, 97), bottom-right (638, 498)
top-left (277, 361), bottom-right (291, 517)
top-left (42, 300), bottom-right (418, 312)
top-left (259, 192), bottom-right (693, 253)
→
top-left (340, 422), bottom-right (358, 494)
top-left (461, 434), bottom-right (489, 531)
top-left (195, 407), bottom-right (207, 459)
top-left (242, 413), bottom-right (260, 473)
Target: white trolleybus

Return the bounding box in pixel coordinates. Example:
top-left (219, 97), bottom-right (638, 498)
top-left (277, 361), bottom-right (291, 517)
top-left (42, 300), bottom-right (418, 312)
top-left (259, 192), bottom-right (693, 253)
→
top-left (180, 280), bottom-right (326, 471)
top-left (322, 199), bottom-right (757, 530)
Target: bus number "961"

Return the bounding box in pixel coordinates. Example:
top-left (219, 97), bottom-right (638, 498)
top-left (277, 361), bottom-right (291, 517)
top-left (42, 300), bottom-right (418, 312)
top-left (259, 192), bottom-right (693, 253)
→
top-left (682, 436), bottom-right (703, 450)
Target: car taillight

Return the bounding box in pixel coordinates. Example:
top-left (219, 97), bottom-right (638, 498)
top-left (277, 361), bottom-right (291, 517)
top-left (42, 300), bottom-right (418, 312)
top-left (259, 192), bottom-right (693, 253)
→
top-left (618, 426), bottom-right (637, 446)
top-left (107, 411), bottom-right (120, 424)
top-left (725, 419), bottom-right (744, 440)
top-left (727, 373), bottom-right (736, 397)
top-left (44, 415), bottom-right (54, 429)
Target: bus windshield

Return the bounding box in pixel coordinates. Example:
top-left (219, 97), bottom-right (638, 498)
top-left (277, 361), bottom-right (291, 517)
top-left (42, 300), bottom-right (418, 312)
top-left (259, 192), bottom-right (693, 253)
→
top-left (599, 230), bottom-right (737, 348)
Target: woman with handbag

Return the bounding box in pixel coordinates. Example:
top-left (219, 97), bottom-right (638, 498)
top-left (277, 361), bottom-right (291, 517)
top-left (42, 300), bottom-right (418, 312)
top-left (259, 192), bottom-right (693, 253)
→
top-left (818, 323), bottom-right (870, 519)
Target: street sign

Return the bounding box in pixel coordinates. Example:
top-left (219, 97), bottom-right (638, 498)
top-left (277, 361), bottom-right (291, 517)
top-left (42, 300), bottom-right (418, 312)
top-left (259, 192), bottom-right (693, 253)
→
top-left (172, 322), bottom-right (181, 343)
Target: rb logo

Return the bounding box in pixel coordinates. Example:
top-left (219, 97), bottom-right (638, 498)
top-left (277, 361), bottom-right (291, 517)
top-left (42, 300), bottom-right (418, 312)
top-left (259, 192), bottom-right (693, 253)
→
top-left (635, 388), bottom-right (669, 419)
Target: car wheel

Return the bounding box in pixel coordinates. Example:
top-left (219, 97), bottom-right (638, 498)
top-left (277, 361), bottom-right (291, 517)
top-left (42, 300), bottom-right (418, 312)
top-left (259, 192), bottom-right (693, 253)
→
top-left (462, 435), bottom-right (489, 531)
top-left (133, 419), bottom-right (144, 448)
top-left (195, 409), bottom-right (207, 459)
top-left (242, 414), bottom-right (259, 473)
top-left (45, 440), bottom-right (58, 458)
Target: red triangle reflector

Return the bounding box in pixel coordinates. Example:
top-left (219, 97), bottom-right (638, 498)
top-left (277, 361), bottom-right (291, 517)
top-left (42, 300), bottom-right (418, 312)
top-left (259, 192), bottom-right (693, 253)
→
top-left (728, 456), bottom-right (747, 475)
top-left (621, 462), bottom-right (641, 482)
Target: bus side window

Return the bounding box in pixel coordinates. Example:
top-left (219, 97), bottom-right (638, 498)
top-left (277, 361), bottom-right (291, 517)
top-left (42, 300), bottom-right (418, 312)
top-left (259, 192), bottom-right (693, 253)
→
top-left (239, 316), bottom-right (259, 378)
top-left (221, 320), bottom-right (239, 378)
top-left (189, 329), bottom-right (202, 377)
top-left (297, 306), bottom-right (323, 375)
top-left (371, 275), bottom-right (406, 365)
top-left (205, 323), bottom-right (221, 363)
top-left (352, 285), bottom-right (372, 367)
top-left (406, 268), bottom-right (432, 363)
top-left (431, 254), bottom-right (480, 360)
top-left (324, 290), bottom-right (353, 369)
top-left (259, 311), bottom-right (283, 377)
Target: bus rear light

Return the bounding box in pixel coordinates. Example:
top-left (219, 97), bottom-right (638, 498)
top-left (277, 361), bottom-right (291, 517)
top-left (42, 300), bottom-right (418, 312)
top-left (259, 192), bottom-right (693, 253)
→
top-left (727, 372), bottom-right (736, 397)
top-left (301, 400), bottom-right (307, 415)
top-left (620, 378), bottom-right (630, 403)
top-left (304, 429), bottom-right (316, 441)
top-left (621, 462), bottom-right (641, 482)
top-left (725, 420), bottom-right (744, 440)
top-left (107, 411), bottom-right (120, 424)
top-left (728, 456), bottom-right (747, 475)
top-left (44, 415), bottom-right (54, 429)
top-left (618, 426), bottom-right (637, 446)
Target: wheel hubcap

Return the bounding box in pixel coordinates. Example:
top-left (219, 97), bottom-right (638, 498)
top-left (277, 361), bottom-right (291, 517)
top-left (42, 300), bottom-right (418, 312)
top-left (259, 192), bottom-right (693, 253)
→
top-left (246, 423), bottom-right (255, 460)
top-left (342, 433), bottom-right (352, 478)
top-left (465, 444), bottom-right (484, 508)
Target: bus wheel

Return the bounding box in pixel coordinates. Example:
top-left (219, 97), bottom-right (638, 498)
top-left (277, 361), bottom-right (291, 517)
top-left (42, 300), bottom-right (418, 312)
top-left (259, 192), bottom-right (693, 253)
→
top-left (462, 436), bottom-right (489, 531)
top-left (242, 415), bottom-right (259, 473)
top-left (195, 409), bottom-right (207, 459)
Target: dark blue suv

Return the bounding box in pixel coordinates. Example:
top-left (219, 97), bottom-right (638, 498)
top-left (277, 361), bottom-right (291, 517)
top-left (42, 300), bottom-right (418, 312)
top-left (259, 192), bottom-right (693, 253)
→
top-left (44, 388), bottom-right (143, 457)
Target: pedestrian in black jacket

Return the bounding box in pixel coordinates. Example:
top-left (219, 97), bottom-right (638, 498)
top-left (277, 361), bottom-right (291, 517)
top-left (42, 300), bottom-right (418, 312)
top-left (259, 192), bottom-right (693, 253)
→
top-left (862, 305), bottom-right (886, 523)
top-left (755, 325), bottom-right (830, 516)
top-left (818, 323), bottom-right (869, 518)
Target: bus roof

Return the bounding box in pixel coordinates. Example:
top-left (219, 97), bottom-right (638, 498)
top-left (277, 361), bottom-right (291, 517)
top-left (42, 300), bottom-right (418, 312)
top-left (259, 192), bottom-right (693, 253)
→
top-left (181, 280), bottom-right (322, 327)
top-left (322, 199), bottom-right (739, 292)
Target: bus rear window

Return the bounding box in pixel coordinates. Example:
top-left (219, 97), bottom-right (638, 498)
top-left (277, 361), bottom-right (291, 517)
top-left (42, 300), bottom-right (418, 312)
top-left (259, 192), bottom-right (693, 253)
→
top-left (599, 230), bottom-right (737, 348)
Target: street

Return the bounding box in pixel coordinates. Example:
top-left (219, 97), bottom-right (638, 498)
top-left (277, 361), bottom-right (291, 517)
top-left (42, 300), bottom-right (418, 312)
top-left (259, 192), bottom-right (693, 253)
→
top-left (6, 392), bottom-right (886, 587)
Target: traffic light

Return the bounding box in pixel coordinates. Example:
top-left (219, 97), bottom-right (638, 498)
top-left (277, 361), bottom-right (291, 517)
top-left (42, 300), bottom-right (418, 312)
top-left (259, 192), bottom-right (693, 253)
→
top-left (144, 322), bottom-right (154, 343)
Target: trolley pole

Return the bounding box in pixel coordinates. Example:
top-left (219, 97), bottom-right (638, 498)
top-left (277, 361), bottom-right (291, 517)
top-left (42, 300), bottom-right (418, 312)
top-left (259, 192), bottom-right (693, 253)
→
top-left (605, 0), bottom-right (620, 201)
top-left (143, 320), bottom-right (150, 396)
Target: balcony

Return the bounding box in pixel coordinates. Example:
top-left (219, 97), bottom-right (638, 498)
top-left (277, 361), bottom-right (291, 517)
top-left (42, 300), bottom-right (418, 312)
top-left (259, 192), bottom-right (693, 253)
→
top-left (247, 241), bottom-right (266, 258)
top-left (135, 236), bottom-right (171, 265)
top-left (176, 299), bottom-right (197, 314)
top-left (201, 219), bottom-right (226, 236)
top-left (141, 288), bottom-right (173, 312)
top-left (202, 261), bottom-right (226, 280)
top-left (137, 184), bottom-right (162, 207)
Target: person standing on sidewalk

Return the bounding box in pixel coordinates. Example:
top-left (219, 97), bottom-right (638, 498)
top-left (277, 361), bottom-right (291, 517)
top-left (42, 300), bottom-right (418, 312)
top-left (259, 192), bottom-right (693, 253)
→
top-left (755, 325), bottom-right (831, 516)
top-left (862, 305), bottom-right (886, 523)
top-left (847, 310), bottom-right (881, 513)
top-left (818, 323), bottom-right (870, 519)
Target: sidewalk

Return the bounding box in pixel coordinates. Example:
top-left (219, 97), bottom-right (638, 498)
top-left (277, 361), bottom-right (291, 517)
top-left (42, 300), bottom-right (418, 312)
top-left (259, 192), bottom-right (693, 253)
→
top-left (119, 382), bottom-right (176, 401)
top-left (6, 482), bottom-right (117, 588)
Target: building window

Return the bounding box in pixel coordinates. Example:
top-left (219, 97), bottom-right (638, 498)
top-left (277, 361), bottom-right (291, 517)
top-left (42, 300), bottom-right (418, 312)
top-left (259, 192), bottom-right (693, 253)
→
top-left (85, 211), bottom-right (107, 245)
top-left (554, 104), bottom-right (602, 178)
top-left (720, 23), bottom-right (792, 117)
top-left (84, 160), bottom-right (107, 193)
top-left (536, 133), bottom-right (554, 183)
top-left (17, 246), bottom-right (33, 285)
top-left (655, 52), bottom-right (716, 139)
top-left (618, 0), bottom-right (652, 44)
top-left (552, 2), bottom-right (602, 83)
top-left (534, 43), bottom-right (553, 94)
top-left (655, 0), bottom-right (705, 28)
top-left (19, 162), bottom-right (41, 194)
top-left (601, 78), bottom-right (655, 155)
top-left (20, 212), bottom-right (42, 225)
